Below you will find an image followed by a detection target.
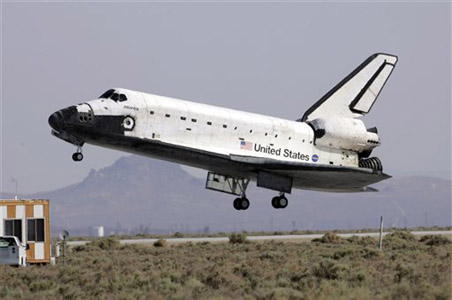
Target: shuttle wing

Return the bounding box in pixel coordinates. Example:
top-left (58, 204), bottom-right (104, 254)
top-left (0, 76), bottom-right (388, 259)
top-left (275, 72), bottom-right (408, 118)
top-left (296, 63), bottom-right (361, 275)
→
top-left (301, 53), bottom-right (398, 122)
top-left (229, 154), bottom-right (389, 192)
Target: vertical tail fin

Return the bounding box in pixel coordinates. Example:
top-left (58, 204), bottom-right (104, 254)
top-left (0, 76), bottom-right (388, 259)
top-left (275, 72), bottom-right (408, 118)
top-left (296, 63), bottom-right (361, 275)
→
top-left (301, 53), bottom-right (398, 122)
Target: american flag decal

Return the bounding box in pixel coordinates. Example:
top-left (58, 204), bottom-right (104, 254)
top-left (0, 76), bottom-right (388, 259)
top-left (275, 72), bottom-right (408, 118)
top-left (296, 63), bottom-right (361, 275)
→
top-left (240, 141), bottom-right (253, 150)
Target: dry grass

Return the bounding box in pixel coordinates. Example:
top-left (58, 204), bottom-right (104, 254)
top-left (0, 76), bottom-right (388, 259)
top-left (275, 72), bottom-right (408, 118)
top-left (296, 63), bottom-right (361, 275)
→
top-left (1, 231), bottom-right (451, 299)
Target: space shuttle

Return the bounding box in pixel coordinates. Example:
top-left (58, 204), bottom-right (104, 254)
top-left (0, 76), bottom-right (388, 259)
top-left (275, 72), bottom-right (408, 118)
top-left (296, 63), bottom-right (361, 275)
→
top-left (49, 53), bottom-right (397, 210)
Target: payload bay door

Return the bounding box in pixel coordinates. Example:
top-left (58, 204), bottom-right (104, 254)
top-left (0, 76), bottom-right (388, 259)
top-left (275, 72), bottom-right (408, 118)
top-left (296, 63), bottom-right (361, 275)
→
top-left (205, 172), bottom-right (249, 196)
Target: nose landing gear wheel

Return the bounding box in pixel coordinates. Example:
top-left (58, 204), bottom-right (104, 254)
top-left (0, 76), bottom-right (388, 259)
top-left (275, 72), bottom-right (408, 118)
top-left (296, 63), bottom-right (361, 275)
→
top-left (233, 197), bottom-right (250, 211)
top-left (72, 146), bottom-right (84, 162)
top-left (72, 152), bottom-right (83, 162)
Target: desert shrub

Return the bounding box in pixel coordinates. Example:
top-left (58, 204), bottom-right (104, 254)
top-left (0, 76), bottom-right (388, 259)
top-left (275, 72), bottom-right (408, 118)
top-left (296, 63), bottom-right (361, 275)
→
top-left (360, 247), bottom-right (381, 259)
top-left (389, 281), bottom-right (413, 299)
top-left (388, 230), bottom-right (416, 241)
top-left (384, 230), bottom-right (419, 250)
top-left (154, 239), bottom-right (167, 247)
top-left (347, 235), bottom-right (376, 247)
top-left (258, 251), bottom-right (275, 260)
top-left (332, 247), bottom-right (356, 259)
top-left (312, 259), bottom-right (342, 280)
top-left (184, 278), bottom-right (205, 295)
top-left (72, 245), bottom-right (86, 252)
top-left (312, 232), bottom-right (343, 244)
top-left (394, 263), bottom-right (421, 283)
top-left (261, 287), bottom-right (305, 299)
top-left (87, 238), bottom-right (120, 250)
top-left (229, 233), bottom-right (247, 244)
top-left (29, 280), bottom-right (57, 292)
top-left (349, 269), bottom-right (367, 284)
top-left (173, 232), bottom-right (184, 238)
top-left (419, 235), bottom-right (451, 246)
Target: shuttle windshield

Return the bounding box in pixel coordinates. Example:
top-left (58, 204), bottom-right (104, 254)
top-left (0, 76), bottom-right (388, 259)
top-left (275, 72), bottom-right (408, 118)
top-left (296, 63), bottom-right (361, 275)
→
top-left (99, 89), bottom-right (128, 102)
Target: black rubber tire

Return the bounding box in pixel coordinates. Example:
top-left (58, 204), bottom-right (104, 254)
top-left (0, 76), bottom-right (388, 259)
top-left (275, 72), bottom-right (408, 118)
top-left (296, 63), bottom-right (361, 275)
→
top-left (240, 198), bottom-right (250, 210)
top-left (72, 153), bottom-right (83, 162)
top-left (233, 198), bottom-right (242, 210)
top-left (278, 196), bottom-right (288, 209)
top-left (271, 196), bottom-right (280, 209)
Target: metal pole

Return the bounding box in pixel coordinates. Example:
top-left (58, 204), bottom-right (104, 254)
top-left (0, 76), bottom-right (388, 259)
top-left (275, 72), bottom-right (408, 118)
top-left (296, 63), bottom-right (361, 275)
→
top-left (12, 178), bottom-right (18, 200)
top-left (379, 216), bottom-right (384, 251)
top-left (62, 240), bottom-right (65, 265)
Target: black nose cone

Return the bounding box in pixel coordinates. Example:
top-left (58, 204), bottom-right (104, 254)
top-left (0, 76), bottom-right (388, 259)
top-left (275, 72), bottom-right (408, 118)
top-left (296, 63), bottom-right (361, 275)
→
top-left (48, 111), bottom-right (63, 131)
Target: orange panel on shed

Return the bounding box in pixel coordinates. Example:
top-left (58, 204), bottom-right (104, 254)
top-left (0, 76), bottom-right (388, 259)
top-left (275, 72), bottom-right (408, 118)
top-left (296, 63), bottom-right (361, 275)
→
top-left (7, 205), bottom-right (16, 218)
top-left (43, 202), bottom-right (50, 261)
top-left (26, 205), bottom-right (34, 218)
top-left (27, 242), bottom-right (35, 261)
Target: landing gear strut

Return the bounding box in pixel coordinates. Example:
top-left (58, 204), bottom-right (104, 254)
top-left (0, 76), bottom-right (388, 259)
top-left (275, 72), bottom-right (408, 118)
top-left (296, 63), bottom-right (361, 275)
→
top-left (232, 178), bottom-right (250, 211)
top-left (72, 146), bottom-right (83, 162)
top-left (271, 193), bottom-right (288, 209)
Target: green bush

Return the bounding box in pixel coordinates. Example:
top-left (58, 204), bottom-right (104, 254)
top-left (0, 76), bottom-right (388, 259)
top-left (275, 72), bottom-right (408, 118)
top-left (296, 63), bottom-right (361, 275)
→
top-left (312, 259), bottom-right (342, 280)
top-left (394, 263), bottom-right (415, 283)
top-left (419, 235), bottom-right (451, 246)
top-left (332, 248), bottom-right (355, 259)
top-left (312, 232), bottom-right (343, 244)
top-left (384, 230), bottom-right (419, 250)
top-left (153, 239), bottom-right (167, 247)
top-left (173, 232), bottom-right (184, 238)
top-left (86, 238), bottom-right (120, 250)
top-left (347, 235), bottom-right (376, 247)
top-left (229, 233), bottom-right (247, 244)
top-left (360, 247), bottom-right (381, 259)
top-left (388, 230), bottom-right (416, 241)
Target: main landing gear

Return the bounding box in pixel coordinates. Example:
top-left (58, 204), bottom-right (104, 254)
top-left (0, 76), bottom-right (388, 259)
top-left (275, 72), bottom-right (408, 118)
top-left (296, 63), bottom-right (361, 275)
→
top-left (231, 178), bottom-right (250, 211)
top-left (233, 197), bottom-right (250, 210)
top-left (233, 193), bottom-right (289, 210)
top-left (72, 146), bottom-right (83, 162)
top-left (271, 193), bottom-right (289, 209)
top-left (205, 172), bottom-right (289, 210)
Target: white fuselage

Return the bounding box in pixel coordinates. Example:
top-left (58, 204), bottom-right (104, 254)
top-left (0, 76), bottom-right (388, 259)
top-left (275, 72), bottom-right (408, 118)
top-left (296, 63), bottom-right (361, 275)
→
top-left (84, 88), bottom-right (360, 169)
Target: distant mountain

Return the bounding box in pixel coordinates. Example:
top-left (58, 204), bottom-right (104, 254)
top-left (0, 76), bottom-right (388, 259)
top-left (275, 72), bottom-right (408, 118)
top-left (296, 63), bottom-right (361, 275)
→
top-left (2, 156), bottom-right (451, 235)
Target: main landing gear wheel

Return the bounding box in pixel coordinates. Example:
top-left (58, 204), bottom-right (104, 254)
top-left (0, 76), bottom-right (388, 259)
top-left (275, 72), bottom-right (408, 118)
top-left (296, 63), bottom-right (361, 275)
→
top-left (271, 194), bottom-right (288, 209)
top-left (233, 197), bottom-right (250, 211)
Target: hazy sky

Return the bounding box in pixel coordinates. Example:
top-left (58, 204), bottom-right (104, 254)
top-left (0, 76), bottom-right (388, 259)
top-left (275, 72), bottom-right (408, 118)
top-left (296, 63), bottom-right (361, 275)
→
top-left (1, 2), bottom-right (451, 194)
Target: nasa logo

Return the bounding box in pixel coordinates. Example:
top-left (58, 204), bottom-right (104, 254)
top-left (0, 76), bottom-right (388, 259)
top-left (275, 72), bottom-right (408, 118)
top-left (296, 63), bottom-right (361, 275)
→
top-left (312, 154), bottom-right (319, 162)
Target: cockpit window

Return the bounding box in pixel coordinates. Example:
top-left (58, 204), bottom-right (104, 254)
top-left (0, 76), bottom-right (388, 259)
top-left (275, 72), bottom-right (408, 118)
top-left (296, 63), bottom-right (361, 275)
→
top-left (99, 89), bottom-right (115, 99)
top-left (99, 89), bottom-right (128, 102)
top-left (111, 93), bottom-right (120, 101)
top-left (119, 94), bottom-right (127, 102)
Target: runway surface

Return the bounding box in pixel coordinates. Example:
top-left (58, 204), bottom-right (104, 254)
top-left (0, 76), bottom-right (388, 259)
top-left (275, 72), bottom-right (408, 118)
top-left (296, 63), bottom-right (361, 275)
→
top-left (65, 230), bottom-right (452, 247)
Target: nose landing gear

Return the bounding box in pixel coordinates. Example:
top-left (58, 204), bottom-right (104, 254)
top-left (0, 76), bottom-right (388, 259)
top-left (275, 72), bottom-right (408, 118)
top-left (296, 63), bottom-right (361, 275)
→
top-left (72, 147), bottom-right (83, 162)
